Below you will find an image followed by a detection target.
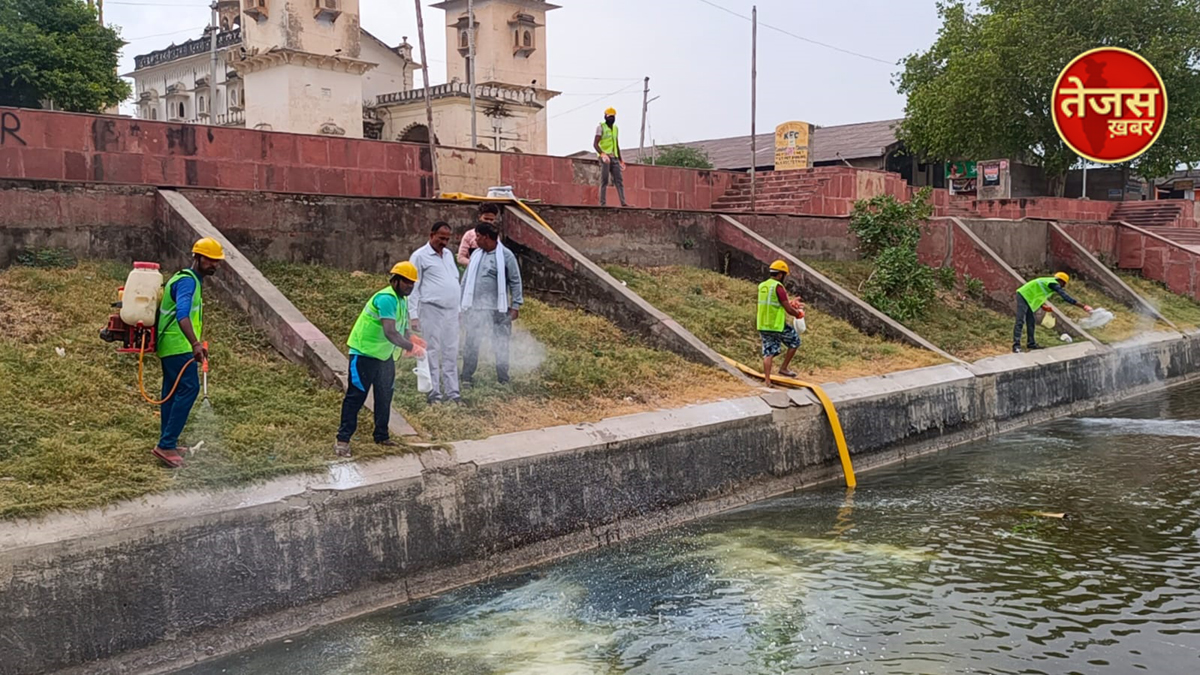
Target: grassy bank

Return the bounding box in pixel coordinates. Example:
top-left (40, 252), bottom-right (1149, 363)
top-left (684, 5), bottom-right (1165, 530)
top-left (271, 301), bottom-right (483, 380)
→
top-left (1055, 279), bottom-right (1161, 343)
top-left (604, 265), bottom-right (945, 382)
top-left (807, 260), bottom-right (1014, 360)
top-left (0, 261), bottom-right (387, 519)
top-left (260, 261), bottom-right (749, 442)
top-left (1116, 272), bottom-right (1200, 331)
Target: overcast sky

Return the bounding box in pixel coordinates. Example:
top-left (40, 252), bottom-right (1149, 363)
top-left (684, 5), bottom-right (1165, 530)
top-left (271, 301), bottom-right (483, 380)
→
top-left (110, 0), bottom-right (941, 155)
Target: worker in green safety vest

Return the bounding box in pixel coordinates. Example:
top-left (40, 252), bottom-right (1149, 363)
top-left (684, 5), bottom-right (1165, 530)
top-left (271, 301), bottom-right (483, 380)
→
top-left (334, 261), bottom-right (425, 457)
top-left (593, 106), bottom-right (627, 207)
top-left (758, 259), bottom-right (805, 387)
top-left (152, 237), bottom-right (225, 468)
top-left (1013, 271), bottom-right (1092, 353)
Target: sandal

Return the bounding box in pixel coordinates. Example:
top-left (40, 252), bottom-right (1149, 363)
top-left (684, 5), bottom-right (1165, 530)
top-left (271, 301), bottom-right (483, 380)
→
top-left (152, 446), bottom-right (186, 468)
top-left (779, 369), bottom-right (798, 377)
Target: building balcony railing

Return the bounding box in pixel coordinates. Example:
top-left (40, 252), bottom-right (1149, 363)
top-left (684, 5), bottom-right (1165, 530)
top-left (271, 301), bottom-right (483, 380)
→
top-left (216, 110), bottom-right (245, 126)
top-left (377, 82), bottom-right (541, 107)
top-left (134, 28), bottom-right (241, 70)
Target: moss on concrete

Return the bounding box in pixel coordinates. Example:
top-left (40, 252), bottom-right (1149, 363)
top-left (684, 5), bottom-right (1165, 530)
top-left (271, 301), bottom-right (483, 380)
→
top-left (605, 265), bottom-right (945, 382)
top-left (260, 261), bottom-right (750, 443)
top-left (808, 260), bottom-right (1016, 359)
top-left (0, 261), bottom-right (390, 519)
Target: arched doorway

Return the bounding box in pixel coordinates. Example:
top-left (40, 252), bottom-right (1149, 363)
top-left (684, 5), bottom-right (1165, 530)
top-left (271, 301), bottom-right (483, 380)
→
top-left (399, 123), bottom-right (432, 144)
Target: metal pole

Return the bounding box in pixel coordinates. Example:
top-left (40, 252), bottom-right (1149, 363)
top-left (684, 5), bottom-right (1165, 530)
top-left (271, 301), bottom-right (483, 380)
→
top-left (209, 1), bottom-right (218, 121)
top-left (750, 6), bottom-right (757, 213)
top-left (1081, 163), bottom-right (1088, 199)
top-left (415, 0), bottom-right (440, 194)
top-left (639, 76), bottom-right (649, 160)
top-left (468, 0), bottom-right (477, 148)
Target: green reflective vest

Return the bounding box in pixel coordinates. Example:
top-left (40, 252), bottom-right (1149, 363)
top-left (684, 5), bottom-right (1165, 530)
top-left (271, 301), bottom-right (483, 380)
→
top-left (598, 122), bottom-right (619, 157)
top-left (347, 286), bottom-right (409, 361)
top-left (157, 269), bottom-right (202, 358)
top-left (1017, 276), bottom-right (1059, 310)
top-left (757, 278), bottom-right (786, 332)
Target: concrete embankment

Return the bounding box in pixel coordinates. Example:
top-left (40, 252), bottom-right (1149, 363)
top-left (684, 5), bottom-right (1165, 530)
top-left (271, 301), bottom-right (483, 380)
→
top-left (2, 333), bottom-right (1199, 675)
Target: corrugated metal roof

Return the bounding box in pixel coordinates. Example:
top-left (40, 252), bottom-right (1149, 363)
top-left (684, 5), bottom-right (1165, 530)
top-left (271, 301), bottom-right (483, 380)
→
top-left (602, 118), bottom-right (903, 169)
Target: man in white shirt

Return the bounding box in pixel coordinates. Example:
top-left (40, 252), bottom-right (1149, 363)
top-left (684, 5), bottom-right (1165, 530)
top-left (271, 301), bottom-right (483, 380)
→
top-left (409, 221), bottom-right (463, 404)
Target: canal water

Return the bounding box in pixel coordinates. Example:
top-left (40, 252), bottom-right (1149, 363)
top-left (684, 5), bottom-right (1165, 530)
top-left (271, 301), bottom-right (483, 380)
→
top-left (184, 382), bottom-right (1200, 674)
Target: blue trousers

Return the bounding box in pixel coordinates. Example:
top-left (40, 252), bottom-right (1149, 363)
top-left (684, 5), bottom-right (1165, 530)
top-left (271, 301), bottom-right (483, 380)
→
top-left (159, 353), bottom-right (200, 450)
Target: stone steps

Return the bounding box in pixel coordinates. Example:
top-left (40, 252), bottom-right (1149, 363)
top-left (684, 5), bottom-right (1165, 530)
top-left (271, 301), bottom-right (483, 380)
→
top-left (1111, 201), bottom-right (1186, 229)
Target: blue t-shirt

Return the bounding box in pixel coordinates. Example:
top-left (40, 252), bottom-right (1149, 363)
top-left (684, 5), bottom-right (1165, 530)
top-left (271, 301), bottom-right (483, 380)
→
top-left (172, 275), bottom-right (198, 320)
top-left (349, 292), bottom-right (399, 356)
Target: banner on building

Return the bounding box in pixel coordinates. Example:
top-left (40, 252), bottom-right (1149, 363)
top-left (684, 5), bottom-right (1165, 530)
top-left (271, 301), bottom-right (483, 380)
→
top-left (946, 160), bottom-right (978, 195)
top-left (981, 162), bottom-right (1001, 187)
top-left (774, 121), bottom-right (812, 171)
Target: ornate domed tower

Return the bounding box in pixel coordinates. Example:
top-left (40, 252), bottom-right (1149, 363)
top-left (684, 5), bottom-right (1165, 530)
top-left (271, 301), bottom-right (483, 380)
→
top-left (216, 0), bottom-right (240, 32)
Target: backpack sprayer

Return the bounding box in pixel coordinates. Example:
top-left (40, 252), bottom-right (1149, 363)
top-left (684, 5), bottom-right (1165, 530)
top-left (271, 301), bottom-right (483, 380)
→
top-left (99, 262), bottom-right (207, 404)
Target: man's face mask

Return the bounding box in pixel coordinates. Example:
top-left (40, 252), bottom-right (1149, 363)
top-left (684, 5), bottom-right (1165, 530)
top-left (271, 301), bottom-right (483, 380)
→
top-left (605, 116), bottom-right (615, 125)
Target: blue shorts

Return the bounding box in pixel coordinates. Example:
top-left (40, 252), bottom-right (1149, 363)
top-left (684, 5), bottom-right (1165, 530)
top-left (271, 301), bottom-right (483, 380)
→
top-left (760, 324), bottom-right (801, 357)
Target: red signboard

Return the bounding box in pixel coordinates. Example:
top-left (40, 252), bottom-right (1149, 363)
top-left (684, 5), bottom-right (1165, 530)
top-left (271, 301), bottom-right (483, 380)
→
top-left (1052, 47), bottom-right (1167, 164)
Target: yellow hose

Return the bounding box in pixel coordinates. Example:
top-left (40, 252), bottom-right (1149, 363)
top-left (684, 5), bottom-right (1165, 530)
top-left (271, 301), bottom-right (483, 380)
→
top-left (439, 192), bottom-right (557, 235)
top-left (721, 355), bottom-right (857, 488)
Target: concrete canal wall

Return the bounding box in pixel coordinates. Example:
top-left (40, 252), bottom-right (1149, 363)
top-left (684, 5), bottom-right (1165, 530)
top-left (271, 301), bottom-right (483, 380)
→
top-left (3, 333), bottom-right (1200, 675)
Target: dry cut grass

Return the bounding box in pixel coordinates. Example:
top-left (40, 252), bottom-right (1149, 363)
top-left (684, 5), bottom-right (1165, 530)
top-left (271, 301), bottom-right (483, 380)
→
top-left (0, 261), bottom-right (392, 519)
top-left (810, 260), bottom-right (1018, 360)
top-left (1062, 279), bottom-right (1171, 344)
top-left (1116, 272), bottom-right (1200, 332)
top-left (605, 264), bottom-right (945, 383)
top-left (260, 261), bottom-right (750, 443)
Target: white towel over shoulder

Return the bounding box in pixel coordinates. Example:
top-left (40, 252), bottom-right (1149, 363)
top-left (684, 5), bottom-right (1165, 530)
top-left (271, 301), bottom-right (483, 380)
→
top-left (460, 240), bottom-right (508, 313)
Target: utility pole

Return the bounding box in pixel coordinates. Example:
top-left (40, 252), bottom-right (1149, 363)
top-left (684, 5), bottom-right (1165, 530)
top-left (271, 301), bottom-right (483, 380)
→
top-left (468, 0), bottom-right (477, 148)
top-left (750, 5), bottom-right (758, 213)
top-left (414, 0), bottom-right (440, 194)
top-left (209, 1), bottom-right (218, 121)
top-left (639, 76), bottom-right (650, 159)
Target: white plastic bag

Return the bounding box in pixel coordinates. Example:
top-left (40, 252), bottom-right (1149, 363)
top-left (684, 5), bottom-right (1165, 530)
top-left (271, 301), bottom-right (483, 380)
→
top-left (1079, 308), bottom-right (1114, 330)
top-left (793, 314), bottom-right (807, 334)
top-left (486, 186), bottom-right (515, 199)
top-left (414, 355), bottom-right (432, 393)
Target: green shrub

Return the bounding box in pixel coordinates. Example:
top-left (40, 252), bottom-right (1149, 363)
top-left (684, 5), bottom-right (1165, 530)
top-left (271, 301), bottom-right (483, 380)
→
top-left (936, 266), bottom-right (957, 290)
top-left (849, 187), bottom-right (936, 322)
top-left (965, 274), bottom-right (985, 299)
top-left (15, 248), bottom-right (77, 269)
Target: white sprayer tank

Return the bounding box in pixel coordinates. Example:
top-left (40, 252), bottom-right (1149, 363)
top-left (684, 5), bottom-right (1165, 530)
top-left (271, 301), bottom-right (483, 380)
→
top-left (120, 262), bottom-right (163, 327)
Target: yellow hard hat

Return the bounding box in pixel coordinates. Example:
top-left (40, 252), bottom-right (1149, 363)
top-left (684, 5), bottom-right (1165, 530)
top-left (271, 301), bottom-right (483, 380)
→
top-left (769, 259), bottom-right (790, 275)
top-left (1054, 272), bottom-right (1070, 284)
top-left (390, 261), bottom-right (418, 282)
top-left (192, 237), bottom-right (225, 260)
top-left (604, 107), bottom-right (616, 116)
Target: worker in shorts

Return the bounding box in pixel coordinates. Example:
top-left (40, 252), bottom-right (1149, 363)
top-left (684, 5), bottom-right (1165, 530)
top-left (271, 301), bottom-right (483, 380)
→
top-left (756, 260), bottom-right (805, 387)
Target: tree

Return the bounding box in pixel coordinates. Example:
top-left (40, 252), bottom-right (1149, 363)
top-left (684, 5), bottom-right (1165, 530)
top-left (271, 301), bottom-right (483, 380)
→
top-left (896, 0), bottom-right (1200, 193)
top-left (647, 144), bottom-right (714, 169)
top-left (0, 0), bottom-right (130, 112)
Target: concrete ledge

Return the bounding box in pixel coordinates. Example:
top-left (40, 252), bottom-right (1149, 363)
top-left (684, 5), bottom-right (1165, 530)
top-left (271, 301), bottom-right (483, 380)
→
top-left (7, 332), bottom-right (1200, 674)
top-left (156, 189), bottom-right (416, 436)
